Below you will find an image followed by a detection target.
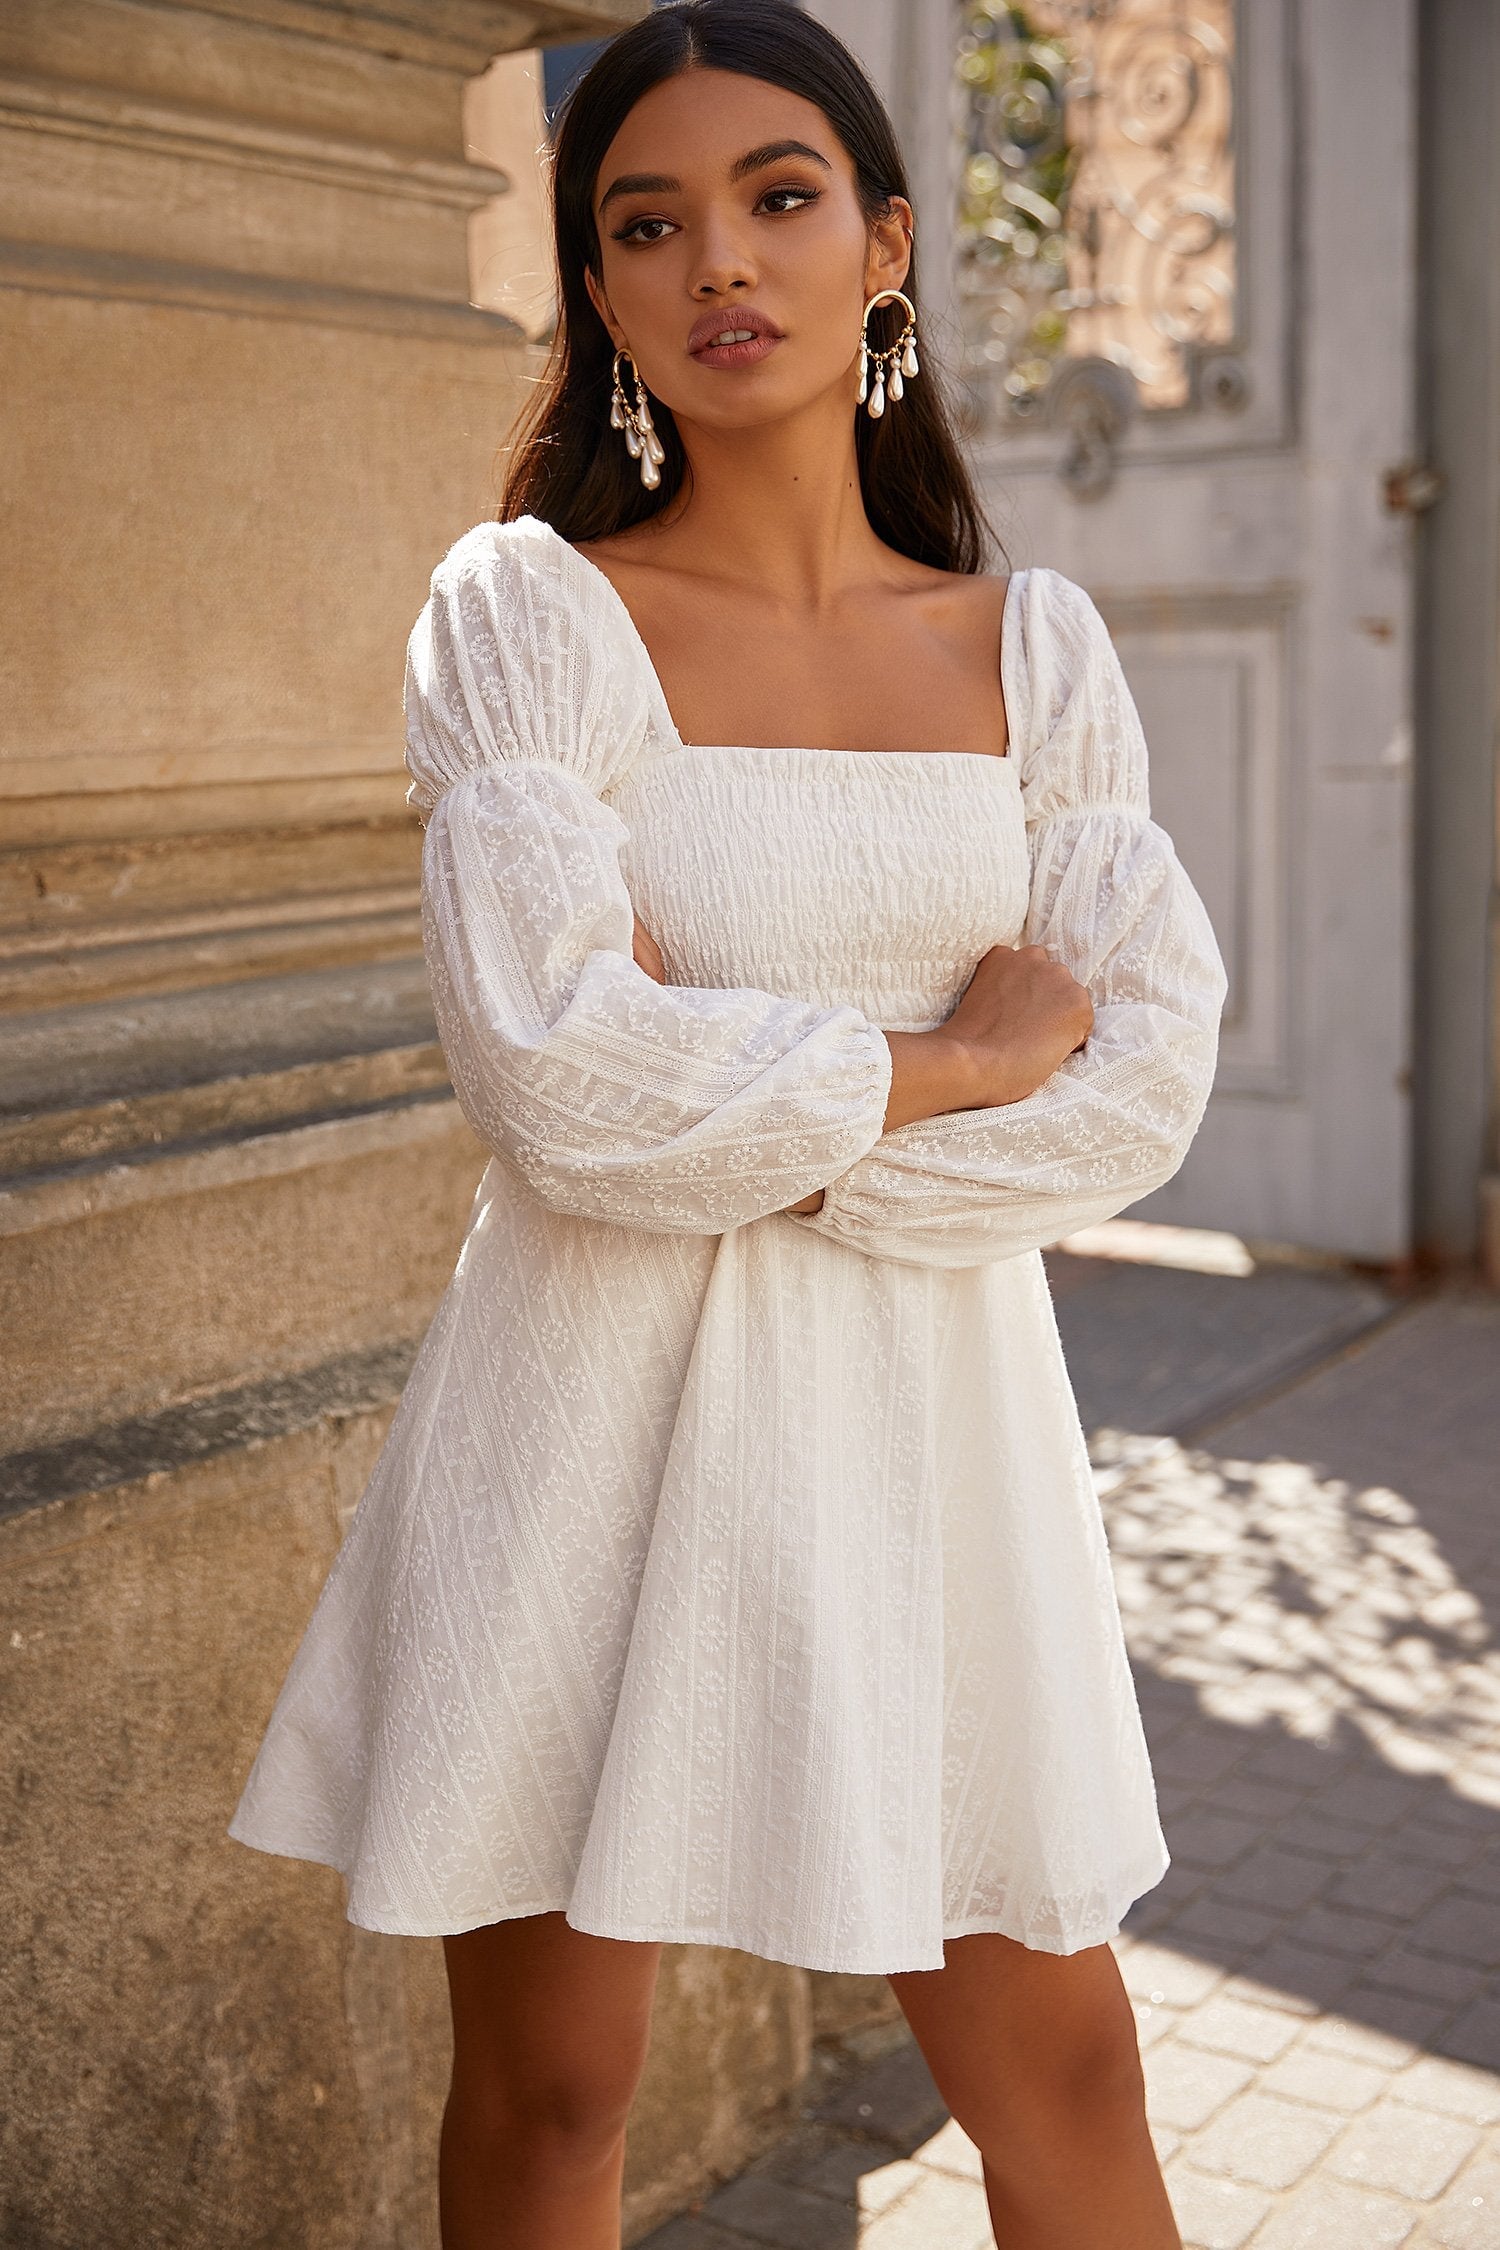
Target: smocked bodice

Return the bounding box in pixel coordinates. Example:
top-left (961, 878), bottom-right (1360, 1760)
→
top-left (612, 744), bottom-right (1030, 1035)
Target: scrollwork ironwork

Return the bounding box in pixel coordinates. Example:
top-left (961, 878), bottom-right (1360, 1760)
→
top-left (954, 0), bottom-right (1240, 488)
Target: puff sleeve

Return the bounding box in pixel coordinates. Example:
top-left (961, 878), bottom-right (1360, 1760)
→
top-left (790, 567), bottom-right (1228, 1269)
top-left (406, 518), bottom-right (894, 1233)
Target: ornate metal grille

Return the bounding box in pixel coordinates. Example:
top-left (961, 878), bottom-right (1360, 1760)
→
top-left (954, 1), bottom-right (1239, 488)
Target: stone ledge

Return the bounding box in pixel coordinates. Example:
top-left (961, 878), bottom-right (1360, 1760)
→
top-left (0, 1334), bottom-right (419, 1521)
top-left (0, 1040), bottom-right (448, 1179)
top-left (186, 0), bottom-right (649, 70)
top-left (0, 1090), bottom-right (463, 1237)
top-left (0, 69), bottom-right (514, 206)
top-left (0, 235), bottom-right (535, 341)
top-left (4, 958), bottom-right (438, 1117)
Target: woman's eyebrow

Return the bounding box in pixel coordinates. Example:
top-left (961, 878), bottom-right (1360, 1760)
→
top-left (597, 138), bottom-right (833, 218)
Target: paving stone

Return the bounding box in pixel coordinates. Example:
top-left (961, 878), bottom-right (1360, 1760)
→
top-left (1443, 1994), bottom-right (1500, 2073)
top-left (1166, 1809), bottom-right (1270, 1870)
top-left (1235, 1735), bottom-right (1354, 1792)
top-left (909, 2118), bottom-right (983, 2182)
top-left (1249, 2174), bottom-right (1419, 2247)
top-left (1323, 2101), bottom-right (1481, 2200)
top-left (805, 2142), bottom-right (922, 2214)
top-left (1121, 1941), bottom-right (1227, 2009)
top-left (746, 2125), bottom-right (852, 2190)
top-left (1214, 1967), bottom-right (1323, 2017)
top-left (780, 2141), bottom-right (925, 2213)
top-left (1364, 1945), bottom-right (1491, 2010)
top-left (1328, 1857), bottom-right (1458, 1919)
top-left (1160, 2161), bottom-right (1272, 2250)
top-left (857, 2165), bottom-right (993, 2250)
top-left (1407, 1895), bottom-right (1500, 1971)
top-left (1187, 2088), bottom-right (1344, 2190)
top-left (1304, 2012), bottom-right (1426, 2071)
top-left (1149, 2120), bottom-right (1183, 2165)
top-left (1449, 1768), bottom-right (1500, 1813)
top-left (1168, 1896), bottom-right (1289, 1955)
top-left (1146, 1852), bottom-right (1221, 1906)
top-left (1456, 1839), bottom-right (1500, 1883)
top-left (1259, 2042), bottom-right (1393, 2113)
top-left (1211, 1939), bottom-right (1359, 2014)
top-left (1426, 1794), bottom-right (1500, 1838)
top-left (1335, 1985), bottom-right (1453, 2053)
top-left (639, 2221), bottom-right (746, 2250)
top-left (1279, 1808), bottom-right (1422, 1863)
top-left (1208, 1774), bottom-right (1308, 1823)
top-left (1121, 1893), bottom-right (1194, 1941)
top-left (1389, 2055), bottom-right (1500, 2125)
top-left (1292, 1902), bottom-right (1407, 1961)
top-left (1143, 2041), bottom-right (1256, 2131)
top-left (700, 2173), bottom-right (858, 2248)
top-left (1389, 1826), bottom-right (1493, 1876)
top-left (1315, 1771), bottom-right (1434, 1831)
top-left (1152, 1727), bottom-right (1258, 1788)
top-left (1133, 2000), bottom-right (1184, 2050)
top-left (1212, 1846), bottom-right (1334, 1915)
top-left (1053, 1252), bottom-right (1392, 1436)
top-left (1176, 1995), bottom-right (1306, 2065)
top-left (806, 2043), bottom-right (948, 2145)
top-left (1422, 2152), bottom-right (1500, 2248)
top-left (1121, 1862), bottom-right (1213, 1934)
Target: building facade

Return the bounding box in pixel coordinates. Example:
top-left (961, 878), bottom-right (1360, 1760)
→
top-left (2, 1), bottom-right (1495, 2242)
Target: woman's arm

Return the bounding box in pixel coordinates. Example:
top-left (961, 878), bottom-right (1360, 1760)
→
top-left (771, 570), bottom-right (1229, 1264)
top-left (410, 521), bottom-right (896, 1235)
top-left (632, 907), bottom-right (1098, 1220)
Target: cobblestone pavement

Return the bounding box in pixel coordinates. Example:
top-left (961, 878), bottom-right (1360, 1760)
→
top-left (638, 1266), bottom-right (1500, 2250)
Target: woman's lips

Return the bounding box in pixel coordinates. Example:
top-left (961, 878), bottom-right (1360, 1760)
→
top-left (690, 332), bottom-right (783, 369)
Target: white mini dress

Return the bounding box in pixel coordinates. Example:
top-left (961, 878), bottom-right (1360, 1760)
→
top-left (227, 513), bottom-right (1228, 1975)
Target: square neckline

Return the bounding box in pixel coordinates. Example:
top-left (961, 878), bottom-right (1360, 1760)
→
top-left (533, 515), bottom-right (1025, 773)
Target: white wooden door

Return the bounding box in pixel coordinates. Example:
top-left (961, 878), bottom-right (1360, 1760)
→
top-left (811, 0), bottom-right (1420, 1262)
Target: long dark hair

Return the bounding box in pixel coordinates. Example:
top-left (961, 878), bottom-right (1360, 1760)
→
top-left (498, 0), bottom-right (1003, 574)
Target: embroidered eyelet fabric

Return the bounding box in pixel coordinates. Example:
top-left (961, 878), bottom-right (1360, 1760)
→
top-left (227, 513), bottom-right (1228, 1973)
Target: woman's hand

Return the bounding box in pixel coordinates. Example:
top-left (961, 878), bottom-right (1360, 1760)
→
top-left (632, 911), bottom-right (668, 984)
top-left (946, 943), bottom-right (1093, 1109)
top-left (631, 912), bottom-right (1088, 1209)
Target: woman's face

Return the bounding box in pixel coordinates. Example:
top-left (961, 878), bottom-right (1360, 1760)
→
top-left (583, 65), bottom-right (911, 436)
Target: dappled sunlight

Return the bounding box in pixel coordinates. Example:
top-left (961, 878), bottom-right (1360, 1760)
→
top-left (1054, 1219), bottom-right (1258, 1276)
top-left (1093, 1432), bottom-right (1500, 1796)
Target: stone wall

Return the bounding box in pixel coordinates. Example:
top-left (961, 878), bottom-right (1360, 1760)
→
top-left (0, 5), bottom-right (896, 2241)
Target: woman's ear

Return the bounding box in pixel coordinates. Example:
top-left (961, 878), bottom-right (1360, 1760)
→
top-left (865, 198), bottom-right (914, 300)
top-left (584, 264), bottom-right (625, 353)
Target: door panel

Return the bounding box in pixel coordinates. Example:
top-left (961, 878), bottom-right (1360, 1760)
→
top-left (814, 0), bottom-right (1418, 1259)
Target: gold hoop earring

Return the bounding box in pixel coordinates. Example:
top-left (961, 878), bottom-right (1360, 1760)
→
top-left (857, 287), bottom-right (919, 419)
top-left (609, 348), bottom-right (664, 490)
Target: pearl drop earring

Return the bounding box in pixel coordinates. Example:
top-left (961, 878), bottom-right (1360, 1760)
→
top-left (857, 287), bottom-right (919, 419)
top-left (609, 347), bottom-right (665, 489)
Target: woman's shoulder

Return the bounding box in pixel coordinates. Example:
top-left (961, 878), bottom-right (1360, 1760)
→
top-left (405, 514), bottom-right (657, 815)
top-left (416, 513), bottom-right (638, 671)
top-left (422, 512), bottom-right (572, 598)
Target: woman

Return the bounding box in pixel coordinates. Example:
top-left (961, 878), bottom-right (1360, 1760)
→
top-left (229, 5), bottom-right (1226, 2245)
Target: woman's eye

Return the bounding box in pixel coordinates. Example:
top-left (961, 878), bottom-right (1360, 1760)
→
top-left (612, 185), bottom-right (820, 245)
top-left (760, 185), bottom-right (820, 216)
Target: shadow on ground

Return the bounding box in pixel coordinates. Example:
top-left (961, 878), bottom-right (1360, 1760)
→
top-left (641, 1264), bottom-right (1500, 2248)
